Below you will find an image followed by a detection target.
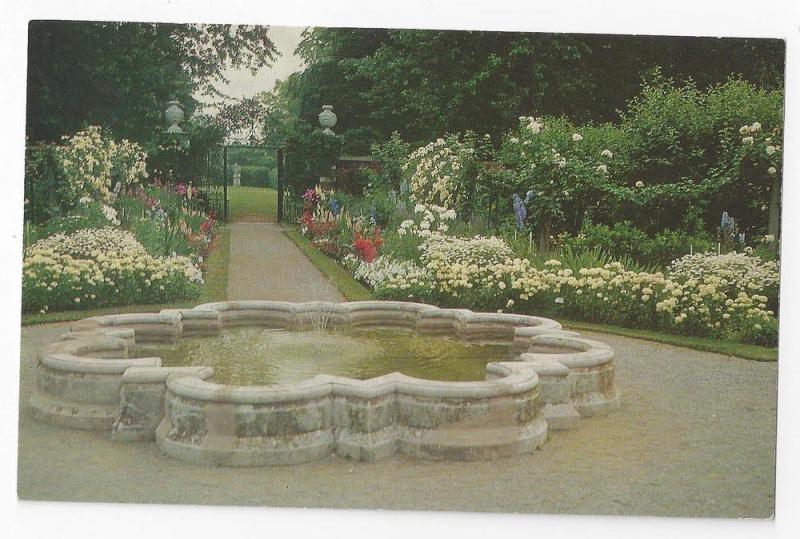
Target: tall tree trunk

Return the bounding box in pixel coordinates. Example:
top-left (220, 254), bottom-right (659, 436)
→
top-left (538, 216), bottom-right (552, 253)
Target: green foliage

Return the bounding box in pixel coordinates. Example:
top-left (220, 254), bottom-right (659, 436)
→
top-left (617, 76), bottom-right (784, 234)
top-left (147, 117), bottom-right (226, 181)
top-left (555, 222), bottom-right (715, 269)
top-left (237, 165), bottom-right (274, 188)
top-left (128, 217), bottom-right (166, 255)
top-left (486, 78), bottom-right (783, 246)
top-left (368, 132), bottom-right (411, 191)
top-left (291, 28), bottom-right (783, 152)
top-left (40, 203), bottom-right (114, 237)
top-left (284, 122), bottom-right (343, 193)
top-left (24, 144), bottom-right (63, 223)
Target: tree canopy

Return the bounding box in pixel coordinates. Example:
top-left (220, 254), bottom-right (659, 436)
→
top-left (282, 28), bottom-right (784, 152)
top-left (26, 21), bottom-right (277, 146)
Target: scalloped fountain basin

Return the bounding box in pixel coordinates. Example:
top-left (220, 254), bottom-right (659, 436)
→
top-left (30, 301), bottom-right (621, 465)
top-left (136, 327), bottom-right (514, 385)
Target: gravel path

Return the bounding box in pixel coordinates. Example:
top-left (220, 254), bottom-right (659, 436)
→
top-left (17, 324), bottom-right (777, 518)
top-left (226, 222), bottom-right (345, 302)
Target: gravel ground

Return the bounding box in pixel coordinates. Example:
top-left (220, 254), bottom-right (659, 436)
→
top-left (226, 222), bottom-right (345, 302)
top-left (16, 323), bottom-right (777, 518)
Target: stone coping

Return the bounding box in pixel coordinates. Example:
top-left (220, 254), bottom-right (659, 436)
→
top-left (165, 361), bottom-right (539, 404)
top-left (521, 335), bottom-right (615, 369)
top-left (42, 301), bottom-right (612, 393)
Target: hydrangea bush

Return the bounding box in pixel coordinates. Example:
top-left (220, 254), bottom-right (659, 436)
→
top-left (667, 250), bottom-right (780, 306)
top-left (22, 228), bottom-right (203, 314)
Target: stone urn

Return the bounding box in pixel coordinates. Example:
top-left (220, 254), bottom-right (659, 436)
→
top-left (318, 105), bottom-right (337, 135)
top-left (165, 100), bottom-right (185, 134)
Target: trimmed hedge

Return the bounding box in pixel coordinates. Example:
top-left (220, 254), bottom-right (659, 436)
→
top-left (233, 165), bottom-right (275, 188)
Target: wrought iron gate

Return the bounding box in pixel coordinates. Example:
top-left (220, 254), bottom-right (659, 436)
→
top-left (201, 144), bottom-right (287, 222)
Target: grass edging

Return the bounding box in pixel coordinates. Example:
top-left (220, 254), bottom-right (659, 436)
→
top-left (21, 226), bottom-right (231, 326)
top-left (282, 226), bottom-right (374, 301)
top-left (561, 318), bottom-right (778, 362)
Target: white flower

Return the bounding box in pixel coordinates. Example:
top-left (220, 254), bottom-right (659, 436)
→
top-left (768, 167), bottom-right (777, 175)
top-left (742, 136), bottom-right (754, 145)
top-left (751, 122), bottom-right (762, 131)
top-left (596, 164), bottom-right (608, 174)
top-left (766, 145), bottom-right (776, 155)
top-left (526, 118), bottom-right (543, 134)
top-left (555, 297), bottom-right (564, 304)
top-left (635, 181), bottom-right (644, 188)
top-left (506, 299), bottom-right (515, 308)
top-left (572, 133), bottom-right (583, 142)
top-left (510, 137), bottom-right (519, 144)
top-left (601, 149), bottom-right (613, 158)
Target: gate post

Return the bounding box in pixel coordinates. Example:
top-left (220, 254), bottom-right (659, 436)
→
top-left (223, 145), bottom-right (228, 221)
top-left (277, 149), bottom-right (284, 223)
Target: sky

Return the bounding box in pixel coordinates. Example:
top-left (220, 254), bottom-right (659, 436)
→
top-left (198, 25), bottom-right (306, 110)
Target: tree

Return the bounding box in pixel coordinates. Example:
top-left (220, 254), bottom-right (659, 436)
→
top-left (290, 28), bottom-right (783, 151)
top-left (26, 21), bottom-right (277, 147)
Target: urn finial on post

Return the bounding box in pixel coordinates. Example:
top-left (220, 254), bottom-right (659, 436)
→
top-left (318, 105), bottom-right (337, 135)
top-left (165, 100), bottom-right (185, 134)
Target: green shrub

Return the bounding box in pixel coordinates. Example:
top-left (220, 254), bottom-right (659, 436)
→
top-left (369, 132), bottom-right (410, 191)
top-left (237, 165), bottom-right (274, 188)
top-left (285, 122), bottom-right (343, 194)
top-left (556, 221), bottom-right (715, 269)
top-left (41, 202), bottom-right (116, 236)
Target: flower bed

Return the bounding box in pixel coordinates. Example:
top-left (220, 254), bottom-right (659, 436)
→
top-left (22, 228), bottom-right (203, 314)
top-left (373, 249), bottom-right (777, 346)
top-left (667, 250), bottom-right (780, 303)
top-left (296, 184), bottom-right (778, 346)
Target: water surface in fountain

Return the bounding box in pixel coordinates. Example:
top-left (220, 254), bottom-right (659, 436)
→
top-left (134, 327), bottom-right (515, 385)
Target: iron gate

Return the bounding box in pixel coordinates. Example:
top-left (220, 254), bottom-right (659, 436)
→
top-left (201, 144), bottom-right (287, 222)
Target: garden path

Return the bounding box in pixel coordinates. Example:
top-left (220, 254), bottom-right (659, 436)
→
top-left (223, 186), bottom-right (344, 302)
top-left (226, 222), bottom-right (345, 302)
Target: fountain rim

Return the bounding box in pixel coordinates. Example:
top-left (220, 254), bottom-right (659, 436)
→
top-left (47, 300), bottom-right (615, 402)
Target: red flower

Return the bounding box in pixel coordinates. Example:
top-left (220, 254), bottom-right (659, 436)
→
top-left (353, 233), bottom-right (378, 262)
